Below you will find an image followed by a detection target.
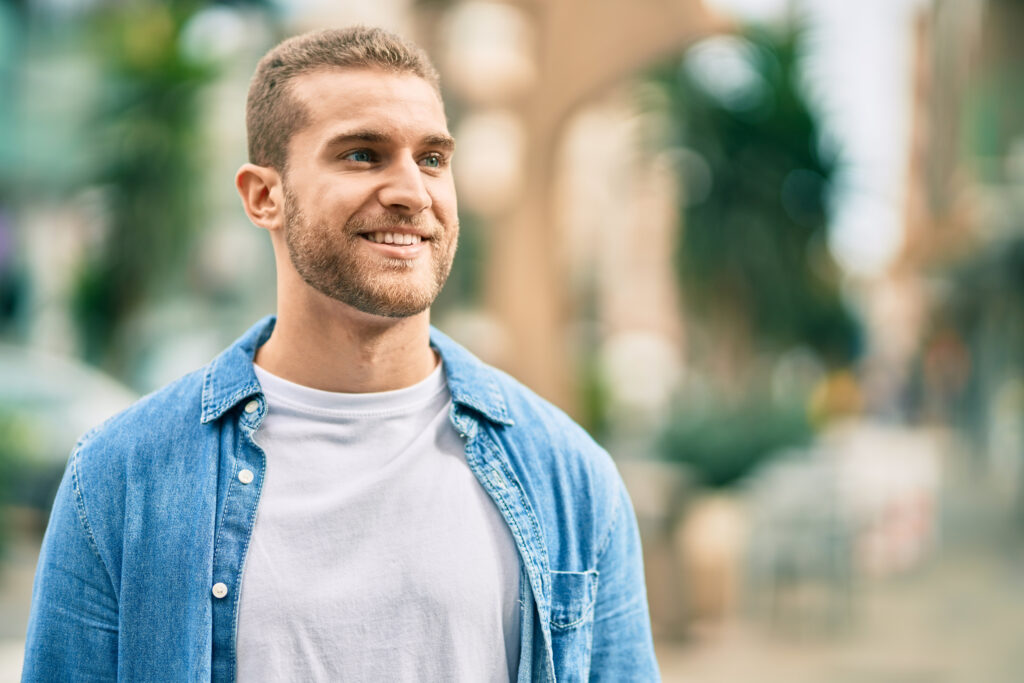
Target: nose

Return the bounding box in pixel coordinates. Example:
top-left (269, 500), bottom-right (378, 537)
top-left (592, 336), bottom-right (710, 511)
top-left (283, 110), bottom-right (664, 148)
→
top-left (377, 155), bottom-right (431, 215)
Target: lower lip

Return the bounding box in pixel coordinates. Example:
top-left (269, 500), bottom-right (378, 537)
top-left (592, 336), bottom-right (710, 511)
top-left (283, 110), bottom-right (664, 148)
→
top-left (361, 236), bottom-right (429, 259)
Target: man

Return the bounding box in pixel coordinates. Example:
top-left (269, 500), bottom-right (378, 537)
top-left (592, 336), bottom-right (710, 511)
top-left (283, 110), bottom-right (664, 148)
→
top-left (23, 26), bottom-right (659, 682)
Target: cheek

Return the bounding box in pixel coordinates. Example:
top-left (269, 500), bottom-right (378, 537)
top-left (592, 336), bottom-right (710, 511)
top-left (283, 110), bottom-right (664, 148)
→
top-left (317, 179), bottom-right (374, 211)
top-left (432, 183), bottom-right (458, 224)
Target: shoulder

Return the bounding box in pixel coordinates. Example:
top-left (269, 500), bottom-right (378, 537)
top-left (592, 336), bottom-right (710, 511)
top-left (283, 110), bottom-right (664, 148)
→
top-left (488, 365), bottom-right (620, 491)
top-left (72, 316), bottom-right (273, 476)
top-left (55, 365), bottom-right (210, 567)
top-left (432, 325), bottom-right (615, 476)
top-left (433, 326), bottom-right (612, 470)
top-left (493, 365), bottom-right (606, 459)
top-left (433, 328), bottom-right (625, 559)
top-left (485, 364), bottom-right (627, 569)
top-left (72, 366), bottom-right (207, 487)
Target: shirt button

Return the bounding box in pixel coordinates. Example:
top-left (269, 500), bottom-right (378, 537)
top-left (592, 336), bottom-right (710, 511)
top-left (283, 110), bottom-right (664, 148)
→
top-left (244, 400), bottom-right (259, 414)
top-left (238, 469), bottom-right (254, 485)
top-left (212, 582), bottom-right (228, 599)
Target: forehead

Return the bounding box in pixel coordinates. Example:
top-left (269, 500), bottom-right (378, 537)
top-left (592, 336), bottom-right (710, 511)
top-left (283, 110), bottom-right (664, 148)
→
top-left (288, 67), bottom-right (448, 142)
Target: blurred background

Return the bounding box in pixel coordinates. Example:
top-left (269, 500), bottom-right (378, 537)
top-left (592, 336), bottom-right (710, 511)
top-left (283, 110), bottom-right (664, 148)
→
top-left (1, 0), bottom-right (1023, 679)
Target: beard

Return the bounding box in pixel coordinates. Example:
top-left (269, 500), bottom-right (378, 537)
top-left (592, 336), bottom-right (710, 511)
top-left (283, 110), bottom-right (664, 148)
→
top-left (282, 185), bottom-right (458, 318)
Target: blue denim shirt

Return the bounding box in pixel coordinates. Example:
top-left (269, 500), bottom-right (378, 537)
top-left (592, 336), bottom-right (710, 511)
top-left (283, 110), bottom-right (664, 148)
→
top-left (23, 317), bottom-right (659, 682)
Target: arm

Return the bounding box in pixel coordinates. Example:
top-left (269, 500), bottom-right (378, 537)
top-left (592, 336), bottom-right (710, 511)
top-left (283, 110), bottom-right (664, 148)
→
top-left (22, 453), bottom-right (118, 682)
top-left (589, 481), bottom-right (660, 682)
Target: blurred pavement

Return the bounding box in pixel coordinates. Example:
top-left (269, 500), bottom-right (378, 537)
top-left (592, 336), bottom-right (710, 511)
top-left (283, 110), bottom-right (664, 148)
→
top-left (654, 455), bottom-right (1024, 683)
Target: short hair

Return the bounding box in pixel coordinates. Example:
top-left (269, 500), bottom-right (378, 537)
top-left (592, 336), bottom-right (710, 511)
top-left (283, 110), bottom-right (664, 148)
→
top-left (245, 26), bottom-right (441, 171)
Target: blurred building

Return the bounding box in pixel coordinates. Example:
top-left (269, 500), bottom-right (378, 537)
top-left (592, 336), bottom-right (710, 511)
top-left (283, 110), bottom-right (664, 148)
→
top-left (900, 0), bottom-right (1024, 507)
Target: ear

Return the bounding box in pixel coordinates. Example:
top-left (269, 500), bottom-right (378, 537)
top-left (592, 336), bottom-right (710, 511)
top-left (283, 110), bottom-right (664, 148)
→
top-left (236, 163), bottom-right (285, 231)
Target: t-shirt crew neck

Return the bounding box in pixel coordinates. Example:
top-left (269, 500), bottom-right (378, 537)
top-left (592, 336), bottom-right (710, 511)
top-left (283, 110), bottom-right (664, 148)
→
top-left (251, 359), bottom-right (447, 417)
top-left (236, 358), bottom-right (521, 682)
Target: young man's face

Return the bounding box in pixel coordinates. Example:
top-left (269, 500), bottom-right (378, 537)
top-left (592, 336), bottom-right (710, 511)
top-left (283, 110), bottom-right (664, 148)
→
top-left (280, 67), bottom-right (458, 318)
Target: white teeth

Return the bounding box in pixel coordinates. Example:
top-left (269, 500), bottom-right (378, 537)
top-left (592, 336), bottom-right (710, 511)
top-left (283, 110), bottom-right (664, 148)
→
top-left (364, 231), bottom-right (423, 245)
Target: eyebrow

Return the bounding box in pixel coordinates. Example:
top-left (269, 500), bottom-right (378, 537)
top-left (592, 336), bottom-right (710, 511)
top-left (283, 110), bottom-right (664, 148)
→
top-left (423, 134), bottom-right (456, 151)
top-left (324, 129), bottom-right (456, 152)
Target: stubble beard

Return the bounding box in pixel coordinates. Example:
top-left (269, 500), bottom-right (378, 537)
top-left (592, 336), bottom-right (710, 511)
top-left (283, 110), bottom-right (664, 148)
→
top-left (282, 185), bottom-right (458, 319)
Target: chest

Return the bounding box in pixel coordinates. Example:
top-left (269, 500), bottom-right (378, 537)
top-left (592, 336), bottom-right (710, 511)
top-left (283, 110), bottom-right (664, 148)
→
top-left (233, 403), bottom-right (522, 680)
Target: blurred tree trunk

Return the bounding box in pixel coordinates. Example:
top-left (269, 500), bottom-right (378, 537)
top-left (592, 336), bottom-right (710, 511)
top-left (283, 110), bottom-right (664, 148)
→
top-left (479, 0), bottom-right (726, 416)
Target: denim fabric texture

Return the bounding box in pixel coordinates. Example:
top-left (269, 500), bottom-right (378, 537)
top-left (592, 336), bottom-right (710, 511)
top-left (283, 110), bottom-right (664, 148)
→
top-left (23, 316), bottom-right (659, 682)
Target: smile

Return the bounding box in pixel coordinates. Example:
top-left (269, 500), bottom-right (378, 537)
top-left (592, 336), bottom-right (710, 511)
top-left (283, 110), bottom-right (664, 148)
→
top-left (362, 231), bottom-right (424, 245)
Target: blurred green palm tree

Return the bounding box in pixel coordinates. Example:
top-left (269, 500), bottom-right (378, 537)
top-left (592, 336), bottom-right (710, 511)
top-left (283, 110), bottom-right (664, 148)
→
top-left (650, 26), bottom-right (859, 370)
top-left (648, 26), bottom-right (860, 487)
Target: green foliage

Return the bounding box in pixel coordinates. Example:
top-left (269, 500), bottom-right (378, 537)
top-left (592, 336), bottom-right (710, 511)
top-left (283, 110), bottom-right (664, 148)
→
top-left (70, 2), bottom-right (217, 369)
top-left (645, 26), bottom-right (856, 487)
top-left (577, 347), bottom-right (612, 439)
top-left (658, 398), bottom-right (813, 488)
top-left (648, 27), bottom-right (859, 365)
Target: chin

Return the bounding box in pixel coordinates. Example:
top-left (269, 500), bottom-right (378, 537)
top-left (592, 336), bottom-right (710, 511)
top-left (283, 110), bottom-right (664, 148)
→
top-left (332, 287), bottom-right (439, 320)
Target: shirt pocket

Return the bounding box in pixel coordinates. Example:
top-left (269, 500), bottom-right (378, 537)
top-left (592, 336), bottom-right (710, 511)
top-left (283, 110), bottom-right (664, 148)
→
top-left (549, 569), bottom-right (599, 682)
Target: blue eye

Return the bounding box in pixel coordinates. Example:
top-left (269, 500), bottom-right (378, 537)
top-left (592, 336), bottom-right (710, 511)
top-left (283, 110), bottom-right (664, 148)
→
top-left (343, 150), bottom-right (374, 163)
top-left (421, 154), bottom-right (442, 168)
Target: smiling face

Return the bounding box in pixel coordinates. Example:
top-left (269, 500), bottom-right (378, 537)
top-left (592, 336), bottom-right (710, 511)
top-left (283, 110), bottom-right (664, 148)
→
top-left (279, 67), bottom-right (458, 319)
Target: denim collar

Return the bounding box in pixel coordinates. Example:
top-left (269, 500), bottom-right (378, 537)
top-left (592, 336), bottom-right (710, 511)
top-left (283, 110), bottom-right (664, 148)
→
top-left (200, 315), bottom-right (513, 426)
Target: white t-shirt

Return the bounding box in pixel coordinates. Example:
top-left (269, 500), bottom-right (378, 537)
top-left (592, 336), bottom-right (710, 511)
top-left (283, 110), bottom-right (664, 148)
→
top-left (236, 361), bottom-right (521, 682)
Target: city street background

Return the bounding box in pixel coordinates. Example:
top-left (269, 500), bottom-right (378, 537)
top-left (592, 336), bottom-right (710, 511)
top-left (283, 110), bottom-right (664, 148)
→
top-left (2, 0), bottom-right (1023, 680)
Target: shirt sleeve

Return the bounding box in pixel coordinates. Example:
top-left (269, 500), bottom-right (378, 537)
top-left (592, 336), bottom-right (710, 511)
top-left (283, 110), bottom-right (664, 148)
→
top-left (22, 452), bottom-right (119, 682)
top-left (588, 480), bottom-right (661, 682)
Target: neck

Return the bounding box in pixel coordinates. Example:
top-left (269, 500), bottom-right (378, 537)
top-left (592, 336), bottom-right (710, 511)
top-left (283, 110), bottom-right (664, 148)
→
top-left (255, 296), bottom-right (437, 393)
